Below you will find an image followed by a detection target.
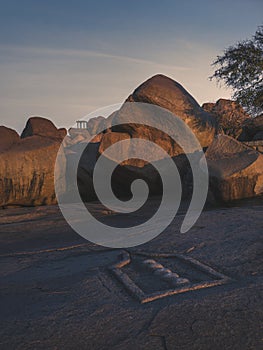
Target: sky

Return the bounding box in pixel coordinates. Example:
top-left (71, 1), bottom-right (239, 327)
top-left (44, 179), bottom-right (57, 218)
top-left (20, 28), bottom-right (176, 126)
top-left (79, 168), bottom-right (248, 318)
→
top-left (0, 0), bottom-right (262, 133)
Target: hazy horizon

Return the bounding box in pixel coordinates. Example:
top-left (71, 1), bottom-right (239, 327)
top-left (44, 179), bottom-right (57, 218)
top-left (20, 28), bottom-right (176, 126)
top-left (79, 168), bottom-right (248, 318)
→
top-left (0, 0), bottom-right (262, 133)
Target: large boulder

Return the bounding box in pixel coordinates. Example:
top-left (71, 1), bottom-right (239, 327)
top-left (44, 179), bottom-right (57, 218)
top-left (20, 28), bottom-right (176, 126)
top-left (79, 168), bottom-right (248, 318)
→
top-left (205, 135), bottom-right (263, 202)
top-left (98, 119), bottom-right (192, 198)
top-left (120, 74), bottom-right (216, 148)
top-left (0, 117), bottom-right (67, 208)
top-left (0, 126), bottom-right (19, 152)
top-left (202, 99), bottom-right (250, 139)
top-left (94, 75), bottom-right (216, 198)
top-left (21, 116), bottom-right (66, 140)
top-left (0, 136), bottom-right (66, 207)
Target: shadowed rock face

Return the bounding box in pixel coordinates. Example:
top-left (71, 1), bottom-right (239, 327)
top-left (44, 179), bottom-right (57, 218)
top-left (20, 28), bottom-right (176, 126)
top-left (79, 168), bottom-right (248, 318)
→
top-left (205, 135), bottom-right (263, 202)
top-left (238, 114), bottom-right (263, 141)
top-left (0, 119), bottom-right (66, 207)
top-left (253, 131), bottom-right (263, 141)
top-left (202, 99), bottom-right (250, 139)
top-left (0, 126), bottom-right (19, 152)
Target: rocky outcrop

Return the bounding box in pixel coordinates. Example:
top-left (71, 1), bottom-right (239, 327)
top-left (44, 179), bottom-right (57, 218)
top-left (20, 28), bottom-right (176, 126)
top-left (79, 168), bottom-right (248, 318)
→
top-left (98, 131), bottom-right (131, 162)
top-left (2, 76), bottom-right (262, 208)
top-left (0, 126), bottom-right (19, 152)
top-left (94, 75), bottom-right (215, 197)
top-left (238, 115), bottom-right (263, 141)
top-left (202, 99), bottom-right (250, 139)
top-left (21, 116), bottom-right (66, 140)
top-left (68, 127), bottom-right (91, 139)
top-left (97, 120), bottom-right (190, 197)
top-left (0, 118), bottom-right (66, 207)
top-left (86, 116), bottom-right (106, 135)
top-left (205, 135), bottom-right (263, 202)
top-left (122, 74), bottom-right (216, 148)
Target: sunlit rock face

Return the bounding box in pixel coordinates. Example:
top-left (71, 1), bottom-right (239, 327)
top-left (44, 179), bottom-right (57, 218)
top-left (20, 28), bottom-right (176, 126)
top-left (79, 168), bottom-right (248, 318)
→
top-left (21, 116), bottom-right (66, 140)
top-left (0, 126), bottom-right (19, 152)
top-left (0, 118), bottom-right (66, 207)
top-left (122, 74), bottom-right (216, 148)
top-left (93, 74), bottom-right (215, 198)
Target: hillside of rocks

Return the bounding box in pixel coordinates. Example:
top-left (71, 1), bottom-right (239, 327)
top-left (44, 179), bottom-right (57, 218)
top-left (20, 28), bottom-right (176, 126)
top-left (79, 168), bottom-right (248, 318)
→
top-left (0, 74), bottom-right (263, 207)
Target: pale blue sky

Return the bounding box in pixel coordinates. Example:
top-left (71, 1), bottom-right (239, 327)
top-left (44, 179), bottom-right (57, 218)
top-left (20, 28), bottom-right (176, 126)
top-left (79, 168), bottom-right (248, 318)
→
top-left (0, 0), bottom-right (262, 132)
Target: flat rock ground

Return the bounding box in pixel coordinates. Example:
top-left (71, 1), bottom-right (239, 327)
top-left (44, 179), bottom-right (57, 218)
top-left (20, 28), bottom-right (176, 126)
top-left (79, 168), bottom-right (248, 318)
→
top-left (0, 198), bottom-right (262, 350)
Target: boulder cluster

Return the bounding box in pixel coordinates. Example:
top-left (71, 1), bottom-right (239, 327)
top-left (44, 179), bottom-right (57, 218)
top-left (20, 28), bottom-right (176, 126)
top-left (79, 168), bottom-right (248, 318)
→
top-left (0, 118), bottom-right (66, 207)
top-left (1, 74), bottom-right (262, 208)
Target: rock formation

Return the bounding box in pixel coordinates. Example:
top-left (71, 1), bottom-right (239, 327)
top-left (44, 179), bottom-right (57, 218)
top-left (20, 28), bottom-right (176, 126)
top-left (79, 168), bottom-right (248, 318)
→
top-left (86, 116), bottom-right (106, 135)
top-left (95, 74), bottom-right (216, 197)
top-left (202, 99), bottom-right (250, 139)
top-left (238, 114), bottom-right (263, 141)
top-left (205, 135), bottom-right (263, 202)
top-left (0, 126), bottom-right (20, 152)
top-left (122, 74), bottom-right (216, 148)
top-left (1, 75), bottom-right (263, 208)
top-left (0, 118), bottom-right (66, 207)
top-left (21, 116), bottom-right (66, 140)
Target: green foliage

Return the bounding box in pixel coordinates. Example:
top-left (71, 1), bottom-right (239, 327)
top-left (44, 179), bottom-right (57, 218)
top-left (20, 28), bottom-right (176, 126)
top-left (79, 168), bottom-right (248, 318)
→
top-left (211, 26), bottom-right (263, 116)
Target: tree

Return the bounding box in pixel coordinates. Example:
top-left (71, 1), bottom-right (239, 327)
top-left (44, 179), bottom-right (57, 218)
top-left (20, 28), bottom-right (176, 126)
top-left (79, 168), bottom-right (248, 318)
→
top-left (210, 25), bottom-right (263, 116)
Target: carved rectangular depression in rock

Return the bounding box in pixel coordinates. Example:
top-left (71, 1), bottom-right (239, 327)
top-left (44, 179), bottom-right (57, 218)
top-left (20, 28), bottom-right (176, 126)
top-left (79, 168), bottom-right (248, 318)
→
top-left (109, 251), bottom-right (232, 303)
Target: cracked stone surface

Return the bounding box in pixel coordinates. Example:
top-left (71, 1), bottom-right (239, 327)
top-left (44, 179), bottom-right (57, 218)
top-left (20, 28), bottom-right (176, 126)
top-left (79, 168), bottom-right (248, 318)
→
top-left (0, 199), bottom-right (262, 349)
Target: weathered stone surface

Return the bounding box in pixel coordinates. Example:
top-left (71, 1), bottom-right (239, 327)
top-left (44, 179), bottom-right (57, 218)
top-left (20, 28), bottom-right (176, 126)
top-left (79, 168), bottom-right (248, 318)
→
top-left (60, 128), bottom-right (106, 203)
top-left (21, 116), bottom-right (66, 140)
top-left (253, 131), bottom-right (263, 141)
top-left (61, 140), bottom-right (99, 203)
top-left (86, 116), bottom-right (106, 135)
top-left (202, 99), bottom-right (250, 139)
top-left (0, 136), bottom-right (65, 207)
top-left (98, 131), bottom-right (131, 162)
top-left (1, 201), bottom-right (262, 349)
top-left (243, 140), bottom-right (263, 154)
top-left (77, 141), bottom-right (100, 202)
top-left (68, 127), bottom-right (91, 140)
top-left (0, 117), bottom-right (67, 207)
top-left (121, 74), bottom-right (216, 148)
top-left (94, 75), bottom-right (216, 198)
top-left (0, 126), bottom-right (19, 152)
top-left (238, 114), bottom-right (263, 141)
top-left (97, 124), bottom-right (192, 197)
top-left (205, 135), bottom-right (263, 201)
top-left (201, 102), bottom-right (214, 113)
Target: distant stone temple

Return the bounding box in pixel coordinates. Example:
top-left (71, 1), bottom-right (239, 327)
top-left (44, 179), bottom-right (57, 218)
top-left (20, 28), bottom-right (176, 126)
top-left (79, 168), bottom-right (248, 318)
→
top-left (76, 120), bottom-right (88, 129)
